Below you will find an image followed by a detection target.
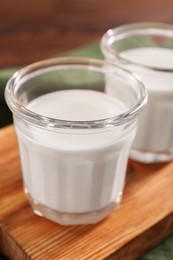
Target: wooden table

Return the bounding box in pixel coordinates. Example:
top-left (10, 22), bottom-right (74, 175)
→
top-left (1, 0), bottom-right (173, 69)
top-left (1, 1), bottom-right (173, 259)
top-left (1, 125), bottom-right (173, 259)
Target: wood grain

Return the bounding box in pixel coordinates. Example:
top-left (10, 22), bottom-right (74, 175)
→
top-left (1, 2), bottom-right (173, 258)
top-left (1, 0), bottom-right (173, 68)
top-left (1, 125), bottom-right (173, 259)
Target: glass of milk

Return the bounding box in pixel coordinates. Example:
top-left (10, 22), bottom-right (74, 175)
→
top-left (5, 57), bottom-right (147, 225)
top-left (101, 22), bottom-right (173, 163)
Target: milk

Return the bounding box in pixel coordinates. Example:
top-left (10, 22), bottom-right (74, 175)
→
top-left (120, 47), bottom-right (173, 156)
top-left (14, 89), bottom-right (136, 222)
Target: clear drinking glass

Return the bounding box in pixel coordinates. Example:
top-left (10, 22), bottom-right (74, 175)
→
top-left (101, 22), bottom-right (173, 163)
top-left (5, 57), bottom-right (147, 225)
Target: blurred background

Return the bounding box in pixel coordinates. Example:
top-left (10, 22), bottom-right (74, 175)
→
top-left (1, 0), bottom-right (173, 127)
top-left (1, 2), bottom-right (173, 259)
top-left (1, 0), bottom-right (173, 68)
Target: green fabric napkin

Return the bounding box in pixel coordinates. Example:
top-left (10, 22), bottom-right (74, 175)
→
top-left (1, 42), bottom-right (173, 260)
top-left (0, 43), bottom-right (103, 128)
top-left (140, 235), bottom-right (173, 260)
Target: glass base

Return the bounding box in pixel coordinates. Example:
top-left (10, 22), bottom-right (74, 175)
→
top-left (26, 192), bottom-right (119, 225)
top-left (130, 148), bottom-right (173, 163)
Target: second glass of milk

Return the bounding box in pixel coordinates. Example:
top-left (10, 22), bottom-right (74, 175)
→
top-left (5, 57), bottom-right (147, 225)
top-left (101, 23), bottom-right (173, 163)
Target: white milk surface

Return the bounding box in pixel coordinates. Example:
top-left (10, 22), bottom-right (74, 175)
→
top-left (15, 90), bottom-right (136, 214)
top-left (121, 47), bottom-right (173, 153)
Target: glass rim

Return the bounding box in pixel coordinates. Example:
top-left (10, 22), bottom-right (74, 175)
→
top-left (5, 57), bottom-right (147, 130)
top-left (101, 22), bottom-right (173, 73)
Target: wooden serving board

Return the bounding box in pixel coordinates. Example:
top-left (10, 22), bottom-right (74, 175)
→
top-left (1, 125), bottom-right (173, 260)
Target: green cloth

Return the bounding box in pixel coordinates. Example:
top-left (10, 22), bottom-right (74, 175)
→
top-left (0, 43), bottom-right (103, 128)
top-left (140, 235), bottom-right (173, 260)
top-left (1, 42), bottom-right (173, 260)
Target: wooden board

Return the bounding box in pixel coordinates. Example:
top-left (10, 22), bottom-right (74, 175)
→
top-left (1, 125), bottom-right (173, 260)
